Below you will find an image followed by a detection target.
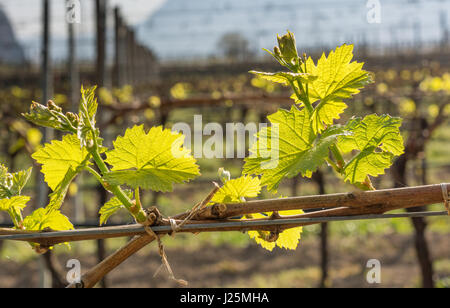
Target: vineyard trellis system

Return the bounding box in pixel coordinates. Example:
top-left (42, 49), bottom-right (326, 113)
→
top-left (0, 183), bottom-right (448, 288)
top-left (103, 92), bottom-right (449, 118)
top-left (1, 30), bottom-right (449, 289)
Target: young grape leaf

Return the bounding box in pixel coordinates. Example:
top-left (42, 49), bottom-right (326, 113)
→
top-left (99, 190), bottom-right (133, 225)
top-left (10, 167), bottom-right (32, 196)
top-left (0, 165), bottom-right (33, 199)
top-left (23, 208), bottom-right (73, 231)
top-left (0, 164), bottom-right (11, 199)
top-left (292, 92), bottom-right (348, 133)
top-left (0, 164), bottom-right (8, 181)
top-left (77, 86), bottom-right (100, 147)
top-left (243, 106), bottom-right (344, 192)
top-left (294, 44), bottom-right (373, 133)
top-left (310, 100), bottom-right (348, 133)
top-left (247, 209), bottom-right (304, 251)
top-left (0, 195), bottom-right (30, 227)
top-left (210, 175), bottom-right (261, 204)
top-left (305, 44), bottom-right (373, 102)
top-left (204, 174), bottom-right (303, 250)
top-left (338, 114), bottom-right (404, 184)
top-left (32, 134), bottom-right (90, 190)
top-left (15, 167), bottom-right (78, 232)
top-left (104, 125), bottom-right (199, 192)
top-left (249, 71), bottom-right (316, 86)
top-left (78, 85), bottom-right (98, 126)
top-left (46, 166), bottom-right (79, 211)
top-left (0, 195), bottom-right (30, 212)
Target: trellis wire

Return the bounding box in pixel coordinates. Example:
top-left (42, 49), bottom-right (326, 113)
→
top-left (0, 211), bottom-right (447, 243)
top-left (0, 221), bottom-right (130, 228)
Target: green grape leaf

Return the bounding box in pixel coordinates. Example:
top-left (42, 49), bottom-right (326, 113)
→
top-left (248, 209), bottom-right (304, 251)
top-left (32, 134), bottom-right (90, 190)
top-left (79, 85), bottom-right (98, 126)
top-left (0, 165), bottom-right (33, 199)
top-left (249, 71), bottom-right (316, 86)
top-left (293, 44), bottom-right (373, 133)
top-left (46, 167), bottom-right (78, 211)
top-left (338, 114), bottom-right (404, 184)
top-left (23, 208), bottom-right (73, 231)
top-left (99, 190), bottom-right (133, 226)
top-left (0, 164), bottom-right (8, 181)
top-left (104, 125), bottom-right (199, 192)
top-left (0, 195), bottom-right (30, 227)
top-left (204, 174), bottom-right (302, 250)
top-left (211, 175), bottom-right (261, 204)
top-left (10, 167), bottom-right (32, 196)
top-left (310, 100), bottom-right (348, 133)
top-left (292, 93), bottom-right (348, 133)
top-left (305, 44), bottom-right (373, 102)
top-left (77, 86), bottom-right (100, 147)
top-left (243, 106), bottom-right (344, 192)
top-left (0, 195), bottom-right (30, 212)
top-left (0, 164), bottom-right (10, 199)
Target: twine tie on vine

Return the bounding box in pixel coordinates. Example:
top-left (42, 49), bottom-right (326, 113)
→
top-left (141, 212), bottom-right (188, 287)
top-left (144, 223), bottom-right (188, 287)
top-left (167, 182), bottom-right (221, 236)
top-left (140, 183), bottom-right (220, 287)
top-left (441, 183), bottom-right (449, 215)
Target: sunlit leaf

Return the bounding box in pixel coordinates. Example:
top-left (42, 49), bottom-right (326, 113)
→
top-left (32, 134), bottom-right (90, 191)
top-left (104, 125), bottom-right (199, 192)
top-left (244, 106), bottom-right (344, 192)
top-left (338, 114), bottom-right (404, 184)
top-left (99, 190), bottom-right (133, 225)
top-left (211, 175), bottom-right (261, 204)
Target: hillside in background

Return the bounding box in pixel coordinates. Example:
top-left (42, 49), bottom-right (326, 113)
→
top-left (138, 0), bottom-right (450, 60)
top-left (0, 8), bottom-right (25, 65)
top-left (1, 0), bottom-right (449, 63)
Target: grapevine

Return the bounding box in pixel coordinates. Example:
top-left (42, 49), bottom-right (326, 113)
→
top-left (0, 31), bottom-right (448, 288)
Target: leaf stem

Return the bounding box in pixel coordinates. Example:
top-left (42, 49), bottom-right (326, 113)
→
top-left (325, 158), bottom-right (341, 173)
top-left (361, 177), bottom-right (376, 191)
top-left (135, 188), bottom-right (142, 208)
top-left (289, 79), bottom-right (313, 114)
top-left (302, 56), bottom-right (310, 104)
top-left (8, 208), bottom-right (23, 229)
top-left (330, 144), bottom-right (345, 169)
top-left (85, 166), bottom-right (104, 185)
top-left (328, 145), bottom-right (375, 191)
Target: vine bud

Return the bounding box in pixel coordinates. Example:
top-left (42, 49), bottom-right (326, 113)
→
top-left (273, 46), bottom-right (282, 58)
top-left (277, 31), bottom-right (299, 64)
top-left (267, 231), bottom-right (279, 242)
top-left (102, 181), bottom-right (112, 193)
top-left (218, 167), bottom-right (231, 184)
top-left (66, 112), bottom-right (80, 126)
top-left (47, 100), bottom-right (62, 113)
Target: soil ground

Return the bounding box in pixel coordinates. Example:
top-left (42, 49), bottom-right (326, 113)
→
top-left (0, 232), bottom-right (448, 288)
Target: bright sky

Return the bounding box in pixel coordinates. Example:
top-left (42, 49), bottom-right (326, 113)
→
top-left (0, 0), bottom-right (167, 60)
top-left (1, 0), bottom-right (448, 61)
top-left (0, 0), bottom-right (167, 40)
